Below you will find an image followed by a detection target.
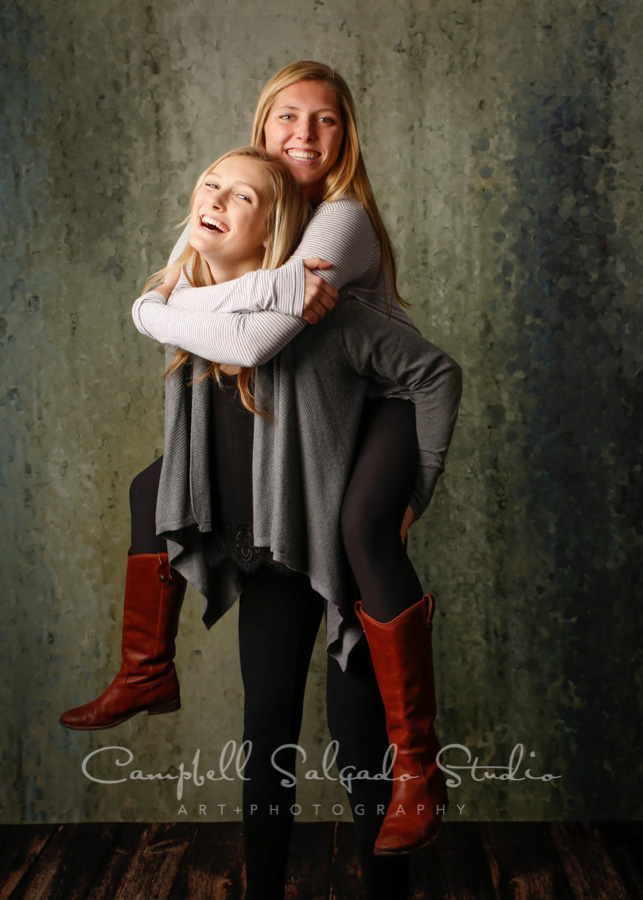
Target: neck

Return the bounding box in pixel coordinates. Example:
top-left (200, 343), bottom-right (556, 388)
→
top-left (203, 257), bottom-right (262, 284)
top-left (301, 181), bottom-right (325, 207)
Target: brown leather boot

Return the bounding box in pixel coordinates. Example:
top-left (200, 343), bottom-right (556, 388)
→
top-left (355, 594), bottom-right (447, 855)
top-left (60, 553), bottom-right (186, 730)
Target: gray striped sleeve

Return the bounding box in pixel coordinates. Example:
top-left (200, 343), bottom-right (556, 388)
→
top-left (289, 197), bottom-right (381, 291)
top-left (131, 262), bottom-right (307, 366)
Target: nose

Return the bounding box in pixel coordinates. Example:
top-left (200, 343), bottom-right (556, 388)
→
top-left (295, 115), bottom-right (317, 142)
top-left (211, 188), bottom-right (226, 210)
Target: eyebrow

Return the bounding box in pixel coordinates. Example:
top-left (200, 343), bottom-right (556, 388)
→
top-left (273, 105), bottom-right (339, 114)
top-left (232, 181), bottom-right (259, 193)
top-left (207, 175), bottom-right (260, 195)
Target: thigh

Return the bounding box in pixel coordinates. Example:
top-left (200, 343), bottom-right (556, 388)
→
top-left (129, 456), bottom-right (164, 502)
top-left (342, 398), bottom-right (418, 534)
top-left (129, 456), bottom-right (166, 556)
top-left (238, 567), bottom-right (324, 745)
top-left (341, 398), bottom-right (425, 615)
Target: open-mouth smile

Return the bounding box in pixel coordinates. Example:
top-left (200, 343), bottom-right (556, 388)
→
top-left (285, 149), bottom-right (321, 163)
top-left (200, 215), bottom-right (229, 233)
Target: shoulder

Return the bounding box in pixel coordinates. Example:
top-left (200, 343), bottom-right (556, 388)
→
top-left (304, 198), bottom-right (379, 263)
top-left (310, 196), bottom-right (375, 233)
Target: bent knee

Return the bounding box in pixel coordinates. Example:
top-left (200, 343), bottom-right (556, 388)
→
top-left (129, 458), bottom-right (163, 508)
top-left (341, 497), bottom-right (399, 563)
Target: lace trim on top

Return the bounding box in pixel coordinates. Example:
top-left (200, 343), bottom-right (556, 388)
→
top-left (208, 521), bottom-right (292, 575)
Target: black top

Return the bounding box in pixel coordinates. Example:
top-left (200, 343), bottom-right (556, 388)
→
top-left (208, 373), bottom-right (276, 572)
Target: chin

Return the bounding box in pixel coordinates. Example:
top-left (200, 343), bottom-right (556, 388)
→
top-left (188, 231), bottom-right (207, 253)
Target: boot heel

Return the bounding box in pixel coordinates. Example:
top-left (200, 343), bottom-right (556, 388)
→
top-left (148, 699), bottom-right (181, 716)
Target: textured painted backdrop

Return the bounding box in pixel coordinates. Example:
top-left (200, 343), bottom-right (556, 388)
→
top-left (2, 0), bottom-right (641, 824)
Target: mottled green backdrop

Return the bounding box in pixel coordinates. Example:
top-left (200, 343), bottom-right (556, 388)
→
top-left (2, 0), bottom-right (641, 823)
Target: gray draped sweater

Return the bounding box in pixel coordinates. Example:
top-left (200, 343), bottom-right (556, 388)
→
top-left (153, 295), bottom-right (461, 670)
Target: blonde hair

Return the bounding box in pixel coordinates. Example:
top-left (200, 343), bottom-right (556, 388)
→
top-left (145, 147), bottom-right (309, 416)
top-left (251, 60), bottom-right (409, 311)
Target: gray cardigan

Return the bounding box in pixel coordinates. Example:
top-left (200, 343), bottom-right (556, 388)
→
top-left (156, 293), bottom-right (462, 670)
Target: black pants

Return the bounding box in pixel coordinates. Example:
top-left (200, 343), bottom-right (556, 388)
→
top-left (128, 398), bottom-right (421, 897)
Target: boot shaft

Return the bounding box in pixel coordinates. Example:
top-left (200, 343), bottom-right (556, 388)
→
top-left (356, 595), bottom-right (439, 750)
top-left (121, 554), bottom-right (186, 671)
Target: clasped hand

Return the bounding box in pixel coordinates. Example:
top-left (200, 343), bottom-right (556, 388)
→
top-left (301, 258), bottom-right (338, 325)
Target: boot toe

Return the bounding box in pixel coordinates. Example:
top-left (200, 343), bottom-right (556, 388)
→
top-left (59, 698), bottom-right (122, 730)
top-left (374, 818), bottom-right (442, 855)
top-left (59, 705), bottom-right (86, 729)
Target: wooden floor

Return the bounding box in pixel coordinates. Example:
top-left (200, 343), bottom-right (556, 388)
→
top-left (0, 822), bottom-right (641, 899)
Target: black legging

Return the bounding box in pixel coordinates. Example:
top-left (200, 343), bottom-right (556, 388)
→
top-left (127, 464), bottom-right (409, 898)
top-left (129, 454), bottom-right (166, 556)
top-left (341, 397), bottom-right (424, 621)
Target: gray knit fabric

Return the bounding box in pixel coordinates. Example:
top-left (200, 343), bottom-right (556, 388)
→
top-left (155, 294), bottom-right (462, 670)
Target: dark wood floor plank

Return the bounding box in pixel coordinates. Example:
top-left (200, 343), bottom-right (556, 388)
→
top-left (81, 823), bottom-right (151, 900)
top-left (480, 822), bottom-right (574, 900)
top-left (587, 823), bottom-right (643, 900)
top-left (5, 824), bottom-right (130, 900)
top-left (410, 823), bottom-right (497, 899)
top-left (101, 822), bottom-right (197, 900)
top-left (549, 822), bottom-right (630, 900)
top-left (0, 825), bottom-right (58, 900)
top-left (167, 823), bottom-right (245, 900)
top-left (285, 822), bottom-right (334, 899)
top-left (46, 824), bottom-right (130, 900)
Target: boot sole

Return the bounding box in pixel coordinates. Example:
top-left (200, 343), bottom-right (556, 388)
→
top-left (373, 824), bottom-right (442, 856)
top-left (59, 699), bottom-right (180, 731)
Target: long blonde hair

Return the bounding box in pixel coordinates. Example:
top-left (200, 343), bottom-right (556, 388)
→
top-left (251, 60), bottom-right (409, 311)
top-left (146, 147), bottom-right (309, 415)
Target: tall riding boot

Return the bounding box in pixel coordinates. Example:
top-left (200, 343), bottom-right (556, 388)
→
top-left (60, 553), bottom-right (186, 730)
top-left (355, 593), bottom-right (447, 856)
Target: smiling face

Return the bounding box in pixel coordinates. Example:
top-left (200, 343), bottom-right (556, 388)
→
top-left (189, 155), bottom-right (270, 282)
top-left (262, 80), bottom-right (344, 204)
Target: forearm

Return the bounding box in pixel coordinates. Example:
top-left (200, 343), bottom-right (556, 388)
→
top-left (339, 300), bottom-right (463, 519)
top-left (406, 355), bottom-right (462, 518)
top-left (167, 199), bottom-right (380, 318)
top-left (163, 221), bottom-right (305, 315)
top-left (168, 258), bottom-right (305, 316)
top-left (408, 468), bottom-right (442, 522)
top-left (132, 291), bottom-right (306, 366)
